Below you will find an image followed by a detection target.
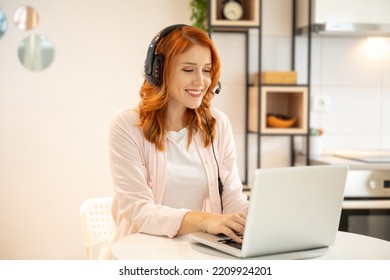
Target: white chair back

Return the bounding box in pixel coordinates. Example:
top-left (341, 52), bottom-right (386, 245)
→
top-left (80, 197), bottom-right (114, 259)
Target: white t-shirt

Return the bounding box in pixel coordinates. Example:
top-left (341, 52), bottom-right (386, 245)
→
top-left (163, 128), bottom-right (208, 210)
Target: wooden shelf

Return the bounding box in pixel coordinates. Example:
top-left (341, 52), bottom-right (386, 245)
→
top-left (210, 0), bottom-right (260, 27)
top-left (248, 86), bottom-right (308, 134)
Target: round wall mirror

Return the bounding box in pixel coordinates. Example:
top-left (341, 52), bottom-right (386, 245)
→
top-left (0, 8), bottom-right (7, 39)
top-left (14, 6), bottom-right (39, 31)
top-left (18, 35), bottom-right (55, 71)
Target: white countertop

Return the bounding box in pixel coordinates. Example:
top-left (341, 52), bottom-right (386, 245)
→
top-left (296, 149), bottom-right (390, 170)
top-left (112, 231), bottom-right (390, 260)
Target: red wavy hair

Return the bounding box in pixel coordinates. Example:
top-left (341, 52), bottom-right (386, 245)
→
top-left (138, 25), bottom-right (221, 151)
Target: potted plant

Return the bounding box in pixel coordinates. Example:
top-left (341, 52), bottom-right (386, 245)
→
top-left (190, 0), bottom-right (208, 32)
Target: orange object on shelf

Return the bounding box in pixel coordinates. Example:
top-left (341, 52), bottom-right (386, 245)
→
top-left (267, 115), bottom-right (297, 128)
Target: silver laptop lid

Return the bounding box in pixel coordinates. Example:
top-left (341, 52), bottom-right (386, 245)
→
top-left (241, 165), bottom-right (348, 258)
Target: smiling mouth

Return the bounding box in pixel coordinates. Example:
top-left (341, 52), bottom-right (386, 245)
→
top-left (186, 89), bottom-right (203, 97)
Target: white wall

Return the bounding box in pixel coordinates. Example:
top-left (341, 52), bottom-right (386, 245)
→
top-left (308, 37), bottom-right (390, 151)
top-left (0, 0), bottom-right (191, 259)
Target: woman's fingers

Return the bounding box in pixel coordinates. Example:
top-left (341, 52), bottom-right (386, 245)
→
top-left (224, 213), bottom-right (246, 242)
top-left (223, 228), bottom-right (243, 243)
top-left (210, 212), bottom-right (246, 243)
top-left (201, 212), bottom-right (247, 243)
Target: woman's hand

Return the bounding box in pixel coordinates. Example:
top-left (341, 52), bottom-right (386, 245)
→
top-left (177, 211), bottom-right (246, 243)
top-left (202, 212), bottom-right (246, 243)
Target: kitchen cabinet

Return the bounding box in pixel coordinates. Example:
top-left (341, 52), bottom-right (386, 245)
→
top-left (296, 0), bottom-right (390, 36)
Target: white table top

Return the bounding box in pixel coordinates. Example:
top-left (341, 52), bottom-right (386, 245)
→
top-left (112, 231), bottom-right (390, 260)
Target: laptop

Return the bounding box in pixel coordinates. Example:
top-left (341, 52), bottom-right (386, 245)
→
top-left (189, 165), bottom-right (348, 259)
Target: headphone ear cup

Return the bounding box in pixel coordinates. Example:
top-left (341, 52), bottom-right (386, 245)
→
top-left (145, 24), bottom-right (187, 86)
top-left (148, 54), bottom-right (164, 86)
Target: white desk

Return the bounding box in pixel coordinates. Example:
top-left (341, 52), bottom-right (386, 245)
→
top-left (112, 231), bottom-right (390, 260)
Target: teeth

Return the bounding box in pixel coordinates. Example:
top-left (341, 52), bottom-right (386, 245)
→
top-left (187, 90), bottom-right (202, 95)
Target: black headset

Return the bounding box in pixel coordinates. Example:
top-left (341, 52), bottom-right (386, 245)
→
top-left (204, 111), bottom-right (224, 212)
top-left (144, 24), bottom-right (188, 86)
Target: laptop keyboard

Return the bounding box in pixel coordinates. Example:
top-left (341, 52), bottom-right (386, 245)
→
top-left (218, 236), bottom-right (243, 250)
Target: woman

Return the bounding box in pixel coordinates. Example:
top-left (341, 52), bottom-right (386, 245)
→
top-left (104, 24), bottom-right (249, 258)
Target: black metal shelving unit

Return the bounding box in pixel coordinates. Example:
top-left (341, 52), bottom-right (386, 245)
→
top-left (207, 0), bottom-right (312, 187)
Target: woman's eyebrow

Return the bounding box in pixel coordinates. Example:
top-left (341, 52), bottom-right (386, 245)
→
top-left (181, 62), bottom-right (212, 66)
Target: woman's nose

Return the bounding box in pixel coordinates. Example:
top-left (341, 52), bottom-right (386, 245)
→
top-left (193, 71), bottom-right (205, 86)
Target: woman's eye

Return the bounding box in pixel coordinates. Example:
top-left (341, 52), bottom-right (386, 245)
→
top-left (183, 69), bottom-right (193, 72)
top-left (203, 69), bottom-right (211, 73)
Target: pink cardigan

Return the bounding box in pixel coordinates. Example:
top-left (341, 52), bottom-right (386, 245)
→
top-left (107, 107), bottom-right (249, 247)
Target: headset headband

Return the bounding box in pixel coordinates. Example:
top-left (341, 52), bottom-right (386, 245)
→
top-left (144, 24), bottom-right (187, 77)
